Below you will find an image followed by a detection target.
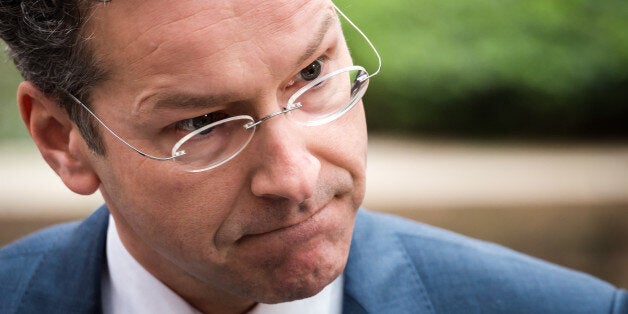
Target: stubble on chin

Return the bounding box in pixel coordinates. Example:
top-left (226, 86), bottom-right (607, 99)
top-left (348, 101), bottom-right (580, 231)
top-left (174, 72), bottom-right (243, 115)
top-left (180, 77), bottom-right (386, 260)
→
top-left (253, 231), bottom-right (352, 303)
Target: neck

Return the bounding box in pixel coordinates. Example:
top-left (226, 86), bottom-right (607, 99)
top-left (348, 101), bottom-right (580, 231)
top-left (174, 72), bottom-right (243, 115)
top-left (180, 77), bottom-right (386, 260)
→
top-left (111, 213), bottom-right (257, 314)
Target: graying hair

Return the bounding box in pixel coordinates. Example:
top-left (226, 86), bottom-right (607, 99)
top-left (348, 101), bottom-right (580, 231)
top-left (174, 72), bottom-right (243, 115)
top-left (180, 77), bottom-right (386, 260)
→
top-left (0, 0), bottom-right (109, 154)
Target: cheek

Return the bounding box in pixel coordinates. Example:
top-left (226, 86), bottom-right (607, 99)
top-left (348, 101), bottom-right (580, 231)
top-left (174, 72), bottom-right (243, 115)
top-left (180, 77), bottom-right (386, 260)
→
top-left (310, 103), bottom-right (367, 208)
top-left (97, 149), bottom-right (246, 256)
top-left (324, 103), bottom-right (368, 177)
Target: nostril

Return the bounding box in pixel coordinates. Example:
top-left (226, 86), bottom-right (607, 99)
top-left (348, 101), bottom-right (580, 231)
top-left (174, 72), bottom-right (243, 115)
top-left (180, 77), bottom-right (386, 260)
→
top-left (298, 202), bottom-right (310, 213)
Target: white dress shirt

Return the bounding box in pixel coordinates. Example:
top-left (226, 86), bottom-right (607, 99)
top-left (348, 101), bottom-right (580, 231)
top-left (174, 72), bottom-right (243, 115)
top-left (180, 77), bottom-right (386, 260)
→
top-left (102, 215), bottom-right (343, 314)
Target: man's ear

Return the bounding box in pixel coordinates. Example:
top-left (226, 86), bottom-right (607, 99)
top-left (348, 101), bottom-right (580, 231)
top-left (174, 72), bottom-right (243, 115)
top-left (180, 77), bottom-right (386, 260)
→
top-left (17, 81), bottom-right (101, 195)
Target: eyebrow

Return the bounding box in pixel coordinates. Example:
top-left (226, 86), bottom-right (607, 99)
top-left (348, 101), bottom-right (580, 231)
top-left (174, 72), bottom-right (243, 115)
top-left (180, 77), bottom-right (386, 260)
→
top-left (153, 93), bottom-right (237, 111)
top-left (153, 11), bottom-right (337, 111)
top-left (295, 11), bottom-right (336, 68)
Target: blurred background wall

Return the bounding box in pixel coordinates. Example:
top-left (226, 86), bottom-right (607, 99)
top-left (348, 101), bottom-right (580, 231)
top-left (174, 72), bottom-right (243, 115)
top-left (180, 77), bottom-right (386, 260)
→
top-left (1, 0), bottom-right (627, 287)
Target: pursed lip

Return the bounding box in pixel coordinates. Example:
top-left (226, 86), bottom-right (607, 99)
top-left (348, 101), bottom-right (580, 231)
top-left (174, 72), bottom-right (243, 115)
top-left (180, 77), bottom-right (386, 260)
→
top-left (236, 201), bottom-right (330, 244)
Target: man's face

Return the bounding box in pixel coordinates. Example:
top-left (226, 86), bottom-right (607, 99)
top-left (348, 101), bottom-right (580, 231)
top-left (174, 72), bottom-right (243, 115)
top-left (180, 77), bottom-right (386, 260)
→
top-left (84, 0), bottom-right (367, 306)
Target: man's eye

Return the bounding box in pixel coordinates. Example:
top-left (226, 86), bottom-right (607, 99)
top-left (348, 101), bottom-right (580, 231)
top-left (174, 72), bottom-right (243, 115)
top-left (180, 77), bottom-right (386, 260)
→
top-left (299, 59), bottom-right (323, 81)
top-left (176, 112), bottom-right (229, 133)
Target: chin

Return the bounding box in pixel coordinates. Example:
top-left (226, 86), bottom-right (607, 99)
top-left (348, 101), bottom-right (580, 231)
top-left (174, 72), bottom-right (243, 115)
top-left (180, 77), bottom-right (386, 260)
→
top-left (256, 239), bottom-right (349, 304)
top-left (263, 266), bottom-right (343, 304)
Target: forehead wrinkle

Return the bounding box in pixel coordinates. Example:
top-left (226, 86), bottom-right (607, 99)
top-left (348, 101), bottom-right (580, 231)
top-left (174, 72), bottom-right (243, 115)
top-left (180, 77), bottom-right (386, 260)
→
top-left (124, 13), bottom-right (222, 67)
top-left (93, 3), bottom-right (230, 79)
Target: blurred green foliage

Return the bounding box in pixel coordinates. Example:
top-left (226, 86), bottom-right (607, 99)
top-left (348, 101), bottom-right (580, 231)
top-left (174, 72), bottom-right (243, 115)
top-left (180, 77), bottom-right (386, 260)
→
top-left (0, 50), bottom-right (25, 141)
top-left (336, 0), bottom-right (628, 138)
top-left (1, 0), bottom-right (628, 141)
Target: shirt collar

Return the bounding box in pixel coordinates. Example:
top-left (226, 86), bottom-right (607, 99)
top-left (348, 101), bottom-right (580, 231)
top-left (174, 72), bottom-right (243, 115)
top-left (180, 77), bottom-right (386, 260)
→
top-left (102, 214), bottom-right (343, 314)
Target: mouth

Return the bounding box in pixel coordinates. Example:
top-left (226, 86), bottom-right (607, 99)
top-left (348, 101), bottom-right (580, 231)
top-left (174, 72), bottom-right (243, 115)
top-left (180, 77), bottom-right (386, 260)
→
top-left (236, 201), bottom-right (330, 245)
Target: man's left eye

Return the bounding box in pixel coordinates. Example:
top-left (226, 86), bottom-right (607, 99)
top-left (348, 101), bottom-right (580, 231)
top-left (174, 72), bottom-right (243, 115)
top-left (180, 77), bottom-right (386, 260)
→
top-left (299, 59), bottom-right (323, 81)
top-left (175, 112), bottom-right (230, 133)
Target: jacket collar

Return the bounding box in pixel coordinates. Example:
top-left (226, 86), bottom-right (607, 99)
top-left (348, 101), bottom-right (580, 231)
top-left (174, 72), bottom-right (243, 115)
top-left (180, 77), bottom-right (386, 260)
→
top-left (342, 209), bottom-right (436, 313)
top-left (17, 205), bottom-right (110, 313)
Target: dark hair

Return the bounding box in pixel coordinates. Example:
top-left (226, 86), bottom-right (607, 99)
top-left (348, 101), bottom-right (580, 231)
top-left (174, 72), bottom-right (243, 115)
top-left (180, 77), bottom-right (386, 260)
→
top-left (0, 0), bottom-right (109, 154)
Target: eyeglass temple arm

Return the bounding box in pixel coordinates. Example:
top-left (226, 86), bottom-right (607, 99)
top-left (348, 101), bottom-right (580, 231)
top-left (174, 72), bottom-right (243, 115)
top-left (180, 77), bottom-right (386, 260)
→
top-left (333, 3), bottom-right (382, 79)
top-left (65, 92), bottom-right (185, 161)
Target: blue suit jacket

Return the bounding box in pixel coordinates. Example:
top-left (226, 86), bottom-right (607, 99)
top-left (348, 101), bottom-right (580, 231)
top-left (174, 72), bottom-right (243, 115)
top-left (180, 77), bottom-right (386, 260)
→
top-left (1, 205), bottom-right (626, 313)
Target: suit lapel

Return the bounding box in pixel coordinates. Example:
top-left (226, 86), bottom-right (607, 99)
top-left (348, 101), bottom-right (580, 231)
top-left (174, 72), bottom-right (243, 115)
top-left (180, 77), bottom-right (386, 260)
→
top-left (342, 209), bottom-right (436, 314)
top-left (17, 206), bottom-right (110, 313)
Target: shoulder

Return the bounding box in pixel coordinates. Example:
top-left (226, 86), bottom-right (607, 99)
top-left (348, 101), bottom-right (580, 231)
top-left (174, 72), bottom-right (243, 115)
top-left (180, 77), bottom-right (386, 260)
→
top-left (0, 220), bottom-right (81, 257)
top-left (0, 207), bottom-right (109, 313)
top-left (0, 220), bottom-right (82, 278)
top-left (0, 222), bottom-right (80, 310)
top-left (346, 209), bottom-right (627, 313)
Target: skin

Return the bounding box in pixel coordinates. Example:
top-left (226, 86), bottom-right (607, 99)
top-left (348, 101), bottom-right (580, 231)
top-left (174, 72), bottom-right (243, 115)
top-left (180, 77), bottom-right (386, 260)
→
top-left (17, 0), bottom-right (367, 313)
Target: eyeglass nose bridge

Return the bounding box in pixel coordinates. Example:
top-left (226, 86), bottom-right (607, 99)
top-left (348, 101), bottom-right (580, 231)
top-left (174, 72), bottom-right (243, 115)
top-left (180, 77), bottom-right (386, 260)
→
top-left (244, 102), bottom-right (303, 130)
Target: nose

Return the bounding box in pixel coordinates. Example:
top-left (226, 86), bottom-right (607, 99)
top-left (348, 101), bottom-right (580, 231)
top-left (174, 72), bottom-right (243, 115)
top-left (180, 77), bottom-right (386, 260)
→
top-left (249, 118), bottom-right (321, 203)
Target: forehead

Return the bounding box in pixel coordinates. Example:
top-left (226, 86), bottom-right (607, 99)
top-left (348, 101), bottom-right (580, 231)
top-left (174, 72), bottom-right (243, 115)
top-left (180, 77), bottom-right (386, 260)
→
top-left (87, 0), bottom-right (335, 88)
